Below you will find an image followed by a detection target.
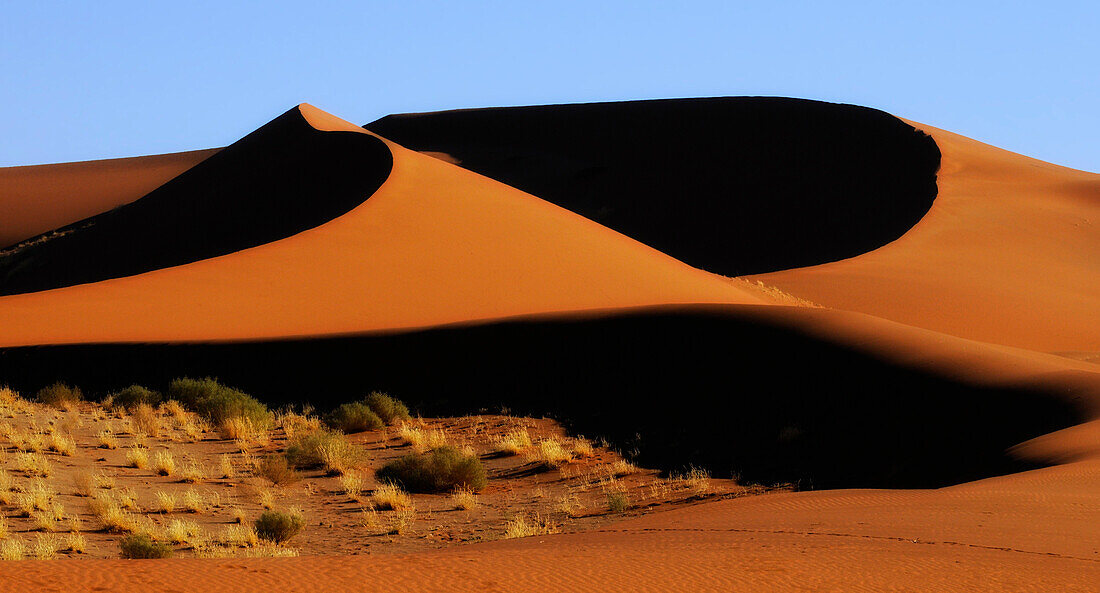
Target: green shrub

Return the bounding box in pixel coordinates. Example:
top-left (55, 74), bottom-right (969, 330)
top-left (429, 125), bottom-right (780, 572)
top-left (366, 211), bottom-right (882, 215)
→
top-left (364, 392), bottom-right (411, 425)
top-left (35, 382), bottom-right (83, 408)
top-left (109, 385), bottom-right (162, 410)
top-left (285, 430), bottom-right (362, 475)
top-left (167, 377), bottom-right (270, 427)
top-left (118, 533), bottom-right (173, 559)
top-left (607, 491), bottom-right (630, 513)
top-left (325, 402), bottom-right (383, 433)
top-left (256, 454), bottom-right (301, 486)
top-left (254, 510), bottom-right (304, 544)
top-left (376, 446), bottom-right (487, 493)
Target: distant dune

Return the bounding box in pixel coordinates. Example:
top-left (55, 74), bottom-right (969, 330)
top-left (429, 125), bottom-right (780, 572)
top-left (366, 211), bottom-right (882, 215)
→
top-left (0, 148), bottom-right (219, 248)
top-left (366, 97), bottom-right (941, 276)
top-left (1, 98), bottom-right (1097, 591)
top-left (750, 121), bottom-right (1100, 352)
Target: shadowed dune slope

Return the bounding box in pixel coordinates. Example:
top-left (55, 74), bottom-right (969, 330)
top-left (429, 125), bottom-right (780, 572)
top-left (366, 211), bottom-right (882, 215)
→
top-left (0, 105), bottom-right (763, 345)
top-left (3, 304), bottom-right (1097, 489)
top-left (0, 148), bottom-right (220, 248)
top-left (365, 97), bottom-right (941, 276)
top-left (751, 122), bottom-right (1100, 352)
top-left (0, 106), bottom-right (392, 295)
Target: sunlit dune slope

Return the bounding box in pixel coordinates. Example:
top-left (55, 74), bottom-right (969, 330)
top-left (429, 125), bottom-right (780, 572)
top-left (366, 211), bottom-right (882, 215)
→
top-left (750, 122), bottom-right (1100, 352)
top-left (0, 107), bottom-right (392, 295)
top-left (0, 105), bottom-right (763, 346)
top-left (0, 148), bottom-right (219, 248)
top-left (366, 97), bottom-right (941, 276)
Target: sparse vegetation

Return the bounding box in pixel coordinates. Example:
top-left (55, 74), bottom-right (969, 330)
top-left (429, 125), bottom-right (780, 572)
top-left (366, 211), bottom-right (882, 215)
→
top-left (363, 392), bottom-right (411, 425)
top-left (325, 402), bottom-right (383, 433)
top-left (254, 510), bottom-right (303, 544)
top-left (256, 454), bottom-right (300, 486)
top-left (376, 446), bottom-right (487, 493)
top-left (370, 483), bottom-right (413, 511)
top-left (109, 385), bottom-right (162, 411)
top-left (285, 430), bottom-right (362, 476)
top-left (451, 486), bottom-right (479, 510)
top-left (504, 514), bottom-right (559, 539)
top-left (35, 382), bottom-right (82, 409)
top-left (167, 377), bottom-right (271, 432)
top-left (118, 533), bottom-right (173, 559)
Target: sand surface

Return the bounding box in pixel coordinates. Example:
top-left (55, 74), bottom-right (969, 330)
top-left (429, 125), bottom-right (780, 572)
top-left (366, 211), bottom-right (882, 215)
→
top-left (6, 462), bottom-right (1098, 592)
top-left (1, 102), bottom-right (1098, 590)
top-left (0, 105), bottom-right (762, 346)
top-left (0, 149), bottom-right (219, 248)
top-left (750, 121), bottom-right (1100, 353)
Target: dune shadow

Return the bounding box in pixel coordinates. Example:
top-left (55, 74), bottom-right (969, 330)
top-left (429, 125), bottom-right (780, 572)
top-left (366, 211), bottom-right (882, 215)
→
top-left (0, 306), bottom-right (1081, 490)
top-left (366, 97), bottom-right (941, 276)
top-left (0, 106), bottom-right (392, 295)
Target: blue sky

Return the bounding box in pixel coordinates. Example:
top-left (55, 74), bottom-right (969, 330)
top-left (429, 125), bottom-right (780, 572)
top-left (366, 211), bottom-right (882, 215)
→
top-left (2, 1), bottom-right (1097, 171)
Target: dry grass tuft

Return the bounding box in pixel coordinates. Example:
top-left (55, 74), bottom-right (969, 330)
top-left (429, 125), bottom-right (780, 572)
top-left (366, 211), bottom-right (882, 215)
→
top-left (370, 483), bottom-right (413, 511)
top-left (504, 514), bottom-right (559, 539)
top-left (155, 492), bottom-right (177, 514)
top-left (451, 486), bottom-right (479, 510)
top-left (153, 450), bottom-right (176, 476)
top-left (126, 446), bottom-right (149, 469)
top-left (493, 428), bottom-right (532, 456)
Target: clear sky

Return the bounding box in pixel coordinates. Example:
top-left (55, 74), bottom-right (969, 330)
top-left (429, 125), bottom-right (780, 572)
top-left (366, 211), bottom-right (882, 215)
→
top-left (1, 1), bottom-right (1096, 171)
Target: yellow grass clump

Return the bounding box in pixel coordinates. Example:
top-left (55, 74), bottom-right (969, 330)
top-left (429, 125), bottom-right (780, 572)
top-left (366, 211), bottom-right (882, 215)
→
top-left (125, 446), bottom-right (149, 469)
top-left (504, 514), bottom-right (559, 539)
top-left (340, 471), bottom-right (364, 501)
top-left (527, 438), bottom-right (573, 467)
top-left (15, 452), bottom-right (52, 477)
top-left (0, 538), bottom-right (25, 561)
top-left (182, 489), bottom-right (205, 513)
top-left (451, 486), bottom-right (479, 510)
top-left (155, 491), bottom-right (177, 514)
top-left (166, 519), bottom-right (204, 546)
top-left (493, 428), bottom-right (532, 456)
top-left (371, 483), bottom-right (413, 511)
top-left (153, 450), bottom-right (176, 476)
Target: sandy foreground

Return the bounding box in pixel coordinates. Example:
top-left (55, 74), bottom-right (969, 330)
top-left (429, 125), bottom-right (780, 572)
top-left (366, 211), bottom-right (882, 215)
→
top-left (4, 461), bottom-right (1098, 592)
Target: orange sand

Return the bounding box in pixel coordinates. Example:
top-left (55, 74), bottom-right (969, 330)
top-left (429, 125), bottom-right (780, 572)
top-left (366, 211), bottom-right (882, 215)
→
top-left (750, 122), bottom-right (1100, 353)
top-left (1, 103), bottom-right (1098, 591)
top-left (0, 105), bottom-right (763, 347)
top-left (6, 461), bottom-right (1098, 592)
top-left (0, 148), bottom-right (219, 248)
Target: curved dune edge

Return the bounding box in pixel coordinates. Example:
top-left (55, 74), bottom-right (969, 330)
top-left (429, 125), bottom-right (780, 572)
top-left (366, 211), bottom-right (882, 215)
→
top-left (0, 148), bottom-right (220, 248)
top-left (749, 120), bottom-right (1100, 353)
top-left (0, 105), bottom-right (764, 347)
top-left (0, 105), bottom-right (393, 296)
top-left (7, 462), bottom-right (1099, 592)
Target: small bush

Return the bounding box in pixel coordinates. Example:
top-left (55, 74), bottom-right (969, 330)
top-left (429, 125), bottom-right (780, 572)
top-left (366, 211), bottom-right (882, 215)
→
top-left (130, 403), bottom-right (161, 437)
top-left (118, 533), bottom-right (173, 559)
top-left (364, 392), bottom-right (411, 425)
top-left (256, 455), bottom-right (301, 486)
top-left (607, 491), bottom-right (630, 513)
top-left (325, 402), bottom-right (383, 434)
top-left (370, 483), bottom-right (412, 511)
top-left (167, 377), bottom-right (271, 428)
top-left (375, 446), bottom-right (487, 493)
top-left (254, 510), bottom-right (303, 544)
top-left (109, 385), bottom-right (162, 410)
top-left (35, 382), bottom-right (82, 408)
top-left (285, 430), bottom-right (362, 476)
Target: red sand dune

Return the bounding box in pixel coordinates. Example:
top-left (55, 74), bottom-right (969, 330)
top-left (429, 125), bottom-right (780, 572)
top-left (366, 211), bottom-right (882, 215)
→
top-left (750, 121), bottom-right (1100, 353)
top-left (0, 148), bottom-right (219, 248)
top-left (0, 105), bottom-right (763, 346)
top-left (1, 101), bottom-right (1098, 591)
